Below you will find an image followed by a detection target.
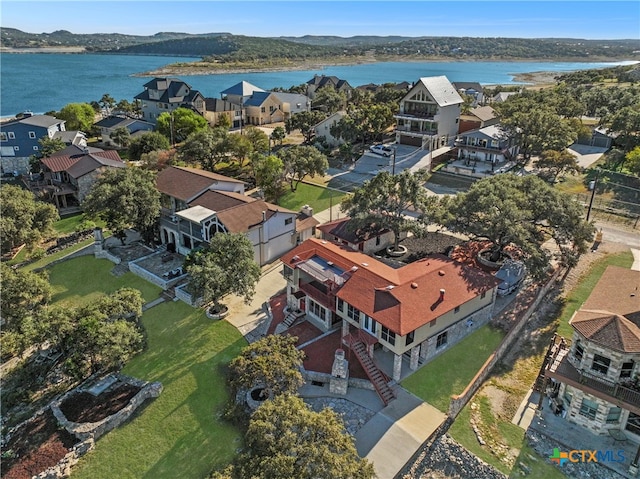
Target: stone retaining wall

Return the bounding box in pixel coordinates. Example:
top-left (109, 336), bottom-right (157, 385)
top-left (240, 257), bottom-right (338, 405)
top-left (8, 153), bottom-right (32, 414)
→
top-left (51, 374), bottom-right (163, 442)
top-left (302, 369), bottom-right (375, 391)
top-left (95, 249), bottom-right (121, 264)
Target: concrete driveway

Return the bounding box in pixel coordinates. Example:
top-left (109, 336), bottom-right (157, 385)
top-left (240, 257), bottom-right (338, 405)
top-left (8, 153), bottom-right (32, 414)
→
top-left (567, 144), bottom-right (608, 169)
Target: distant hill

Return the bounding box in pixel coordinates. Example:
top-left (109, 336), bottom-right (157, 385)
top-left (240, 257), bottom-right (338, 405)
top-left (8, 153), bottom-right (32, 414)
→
top-left (2, 28), bottom-right (639, 61)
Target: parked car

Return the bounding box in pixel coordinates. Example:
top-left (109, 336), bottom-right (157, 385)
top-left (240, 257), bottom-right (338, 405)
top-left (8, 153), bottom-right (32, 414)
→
top-left (369, 144), bottom-right (394, 157)
top-left (495, 260), bottom-right (526, 296)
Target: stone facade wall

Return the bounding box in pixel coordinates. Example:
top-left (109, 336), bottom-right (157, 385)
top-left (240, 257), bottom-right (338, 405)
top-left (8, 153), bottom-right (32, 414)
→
top-left (302, 369), bottom-right (375, 391)
top-left (175, 283), bottom-right (203, 307)
top-left (95, 249), bottom-right (121, 264)
top-left (1, 156), bottom-right (30, 174)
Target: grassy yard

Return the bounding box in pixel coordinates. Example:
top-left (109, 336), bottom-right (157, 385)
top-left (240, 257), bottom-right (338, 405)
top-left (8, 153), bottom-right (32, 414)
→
top-left (402, 324), bottom-right (505, 412)
top-left (277, 182), bottom-right (346, 213)
top-left (19, 238), bottom-right (96, 271)
top-left (47, 256), bottom-right (162, 306)
top-left (556, 250), bottom-right (634, 338)
top-left (53, 213), bottom-right (102, 234)
top-left (72, 301), bottom-right (245, 479)
top-left (43, 256), bottom-right (246, 479)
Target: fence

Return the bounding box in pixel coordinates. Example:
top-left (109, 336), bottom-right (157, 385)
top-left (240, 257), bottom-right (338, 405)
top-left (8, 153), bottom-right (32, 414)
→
top-left (448, 267), bottom-right (563, 418)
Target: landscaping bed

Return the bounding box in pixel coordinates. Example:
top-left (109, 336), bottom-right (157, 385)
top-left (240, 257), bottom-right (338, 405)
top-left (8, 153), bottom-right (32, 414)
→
top-left (2, 409), bottom-right (78, 479)
top-left (59, 383), bottom-right (141, 423)
top-left (374, 232), bottom-right (464, 265)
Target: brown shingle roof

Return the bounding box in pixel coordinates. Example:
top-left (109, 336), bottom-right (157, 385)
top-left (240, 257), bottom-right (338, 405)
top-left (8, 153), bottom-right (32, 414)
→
top-left (317, 217), bottom-right (389, 244)
top-left (189, 189), bottom-right (254, 211)
top-left (296, 212), bottom-right (320, 232)
top-left (42, 149), bottom-right (122, 173)
top-left (582, 266), bottom-right (640, 323)
top-left (281, 238), bottom-right (500, 335)
top-left (216, 201), bottom-right (293, 233)
top-left (571, 310), bottom-right (640, 353)
top-left (156, 166), bottom-right (244, 202)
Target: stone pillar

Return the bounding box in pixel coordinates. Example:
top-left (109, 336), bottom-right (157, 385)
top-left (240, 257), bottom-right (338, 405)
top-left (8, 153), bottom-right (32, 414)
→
top-left (393, 353), bottom-right (402, 382)
top-left (93, 227), bottom-right (104, 257)
top-left (329, 349), bottom-right (349, 395)
top-left (410, 345), bottom-right (420, 371)
top-left (342, 319), bottom-right (349, 338)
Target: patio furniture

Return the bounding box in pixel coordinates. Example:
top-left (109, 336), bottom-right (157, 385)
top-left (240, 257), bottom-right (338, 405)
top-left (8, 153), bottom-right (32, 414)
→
top-left (609, 429), bottom-right (628, 442)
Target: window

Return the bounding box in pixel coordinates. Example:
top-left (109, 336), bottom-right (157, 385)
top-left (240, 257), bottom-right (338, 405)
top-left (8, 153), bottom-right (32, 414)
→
top-left (376, 236), bottom-right (381, 246)
top-left (13, 146), bottom-right (19, 151)
top-left (29, 131), bottom-right (36, 139)
top-left (579, 398), bottom-right (598, 420)
top-left (8, 132), bottom-right (15, 139)
top-left (563, 390), bottom-right (572, 407)
top-left (284, 217), bottom-right (293, 225)
top-left (381, 326), bottom-right (396, 346)
top-left (308, 299), bottom-right (326, 322)
top-left (0, 132), bottom-right (7, 141)
top-left (574, 341), bottom-right (584, 361)
top-left (621, 361), bottom-right (635, 379)
top-left (347, 304), bottom-right (360, 321)
top-left (337, 298), bottom-right (344, 312)
top-left (406, 331), bottom-right (415, 346)
top-left (430, 319), bottom-right (437, 327)
top-left (261, 107), bottom-right (266, 113)
top-left (481, 292), bottom-right (486, 299)
top-left (436, 331), bottom-right (448, 348)
top-left (33, 146), bottom-right (39, 151)
top-left (607, 407), bottom-right (622, 424)
top-left (363, 315), bottom-right (377, 335)
top-left (627, 412), bottom-right (640, 436)
top-left (282, 265), bottom-right (293, 281)
top-left (454, 306), bottom-right (460, 313)
top-left (591, 354), bottom-right (611, 375)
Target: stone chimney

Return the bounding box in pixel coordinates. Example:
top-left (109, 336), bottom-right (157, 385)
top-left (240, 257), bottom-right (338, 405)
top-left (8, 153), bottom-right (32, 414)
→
top-left (301, 204), bottom-right (313, 217)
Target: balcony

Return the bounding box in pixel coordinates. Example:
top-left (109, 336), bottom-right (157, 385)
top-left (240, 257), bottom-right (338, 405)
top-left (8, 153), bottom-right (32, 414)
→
top-left (298, 280), bottom-right (336, 311)
top-left (546, 346), bottom-right (640, 415)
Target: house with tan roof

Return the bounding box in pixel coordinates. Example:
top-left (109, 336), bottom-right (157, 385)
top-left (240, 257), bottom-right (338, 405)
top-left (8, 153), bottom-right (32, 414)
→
top-left (394, 76), bottom-right (464, 149)
top-left (157, 166), bottom-right (318, 265)
top-left (280, 238), bottom-right (500, 383)
top-left (457, 105), bottom-right (498, 134)
top-left (544, 266), bottom-right (640, 442)
top-left (34, 145), bottom-right (125, 209)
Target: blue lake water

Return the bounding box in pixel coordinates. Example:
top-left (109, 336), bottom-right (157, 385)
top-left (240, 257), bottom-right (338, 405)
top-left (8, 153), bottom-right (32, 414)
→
top-left (0, 53), bottom-right (636, 117)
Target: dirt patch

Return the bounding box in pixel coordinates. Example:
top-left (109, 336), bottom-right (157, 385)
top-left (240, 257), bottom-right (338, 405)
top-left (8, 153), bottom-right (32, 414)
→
top-left (2, 409), bottom-right (78, 479)
top-left (59, 382), bottom-right (140, 423)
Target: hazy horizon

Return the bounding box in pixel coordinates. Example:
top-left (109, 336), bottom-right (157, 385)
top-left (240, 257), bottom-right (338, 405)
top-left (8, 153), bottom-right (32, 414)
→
top-left (1, 1), bottom-right (639, 40)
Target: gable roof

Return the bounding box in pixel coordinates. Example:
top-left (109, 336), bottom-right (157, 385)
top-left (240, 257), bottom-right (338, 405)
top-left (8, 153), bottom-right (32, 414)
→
top-left (272, 91), bottom-right (310, 107)
top-left (469, 106), bottom-right (497, 122)
top-left (460, 125), bottom-right (506, 141)
top-left (49, 145), bottom-right (104, 157)
top-left (244, 91), bottom-right (274, 107)
top-left (414, 76), bottom-right (464, 107)
top-left (135, 78), bottom-right (202, 105)
top-left (220, 81), bottom-right (265, 97)
top-left (189, 189), bottom-right (254, 211)
top-left (156, 166), bottom-right (244, 202)
top-left (52, 130), bottom-right (85, 144)
top-left (41, 149), bottom-right (123, 173)
top-left (216, 200), bottom-right (294, 233)
top-left (317, 217), bottom-right (390, 244)
top-left (204, 98), bottom-right (242, 112)
top-left (281, 238), bottom-right (499, 335)
top-left (11, 114), bottom-right (64, 128)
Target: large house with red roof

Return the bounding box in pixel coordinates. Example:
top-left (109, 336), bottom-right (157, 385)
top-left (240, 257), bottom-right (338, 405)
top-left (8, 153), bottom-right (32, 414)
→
top-left (544, 266), bottom-right (640, 442)
top-left (156, 166), bottom-right (318, 265)
top-left (280, 238), bottom-right (500, 381)
top-left (37, 145), bottom-right (125, 209)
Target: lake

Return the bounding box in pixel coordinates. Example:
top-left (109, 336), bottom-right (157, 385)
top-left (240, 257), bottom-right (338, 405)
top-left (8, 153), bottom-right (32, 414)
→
top-left (0, 53), bottom-right (636, 117)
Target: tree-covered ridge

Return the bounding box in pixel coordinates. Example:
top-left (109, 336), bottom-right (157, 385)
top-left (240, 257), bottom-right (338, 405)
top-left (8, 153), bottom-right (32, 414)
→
top-left (2, 28), bottom-right (638, 60)
top-left (111, 35), bottom-right (365, 61)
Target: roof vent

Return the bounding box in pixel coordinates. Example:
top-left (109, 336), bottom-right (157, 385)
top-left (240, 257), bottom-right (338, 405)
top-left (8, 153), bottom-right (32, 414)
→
top-left (350, 266), bottom-right (358, 272)
top-left (292, 255), bottom-right (300, 261)
top-left (411, 282), bottom-right (418, 289)
top-left (361, 262), bottom-right (369, 267)
top-left (321, 240), bottom-right (327, 244)
top-left (327, 261), bottom-right (333, 266)
top-left (438, 270), bottom-right (445, 276)
top-left (386, 285), bottom-right (395, 290)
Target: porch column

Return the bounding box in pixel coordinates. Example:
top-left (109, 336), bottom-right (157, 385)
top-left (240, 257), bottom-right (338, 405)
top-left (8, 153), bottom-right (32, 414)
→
top-left (393, 353), bottom-right (402, 382)
top-left (342, 319), bottom-right (349, 338)
top-left (410, 345), bottom-right (420, 371)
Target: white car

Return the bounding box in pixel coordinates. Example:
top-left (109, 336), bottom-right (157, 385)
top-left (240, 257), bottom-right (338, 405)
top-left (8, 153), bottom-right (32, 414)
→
top-left (369, 144), bottom-right (394, 157)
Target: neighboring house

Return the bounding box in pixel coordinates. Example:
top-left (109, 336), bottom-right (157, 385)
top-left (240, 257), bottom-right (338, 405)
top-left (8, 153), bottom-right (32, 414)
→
top-left (37, 145), bottom-right (125, 208)
top-left (317, 217), bottom-right (398, 254)
top-left (313, 111), bottom-right (346, 147)
top-left (94, 116), bottom-right (154, 146)
top-left (281, 238), bottom-right (500, 382)
top-left (52, 130), bottom-right (87, 148)
top-left (492, 91), bottom-right (518, 103)
top-left (574, 127), bottom-right (615, 149)
top-left (452, 82), bottom-right (485, 106)
top-left (455, 125), bottom-right (518, 166)
top-left (156, 166), bottom-right (315, 265)
top-left (306, 75), bottom-right (353, 100)
top-left (544, 266), bottom-right (640, 443)
top-left (134, 77), bottom-right (206, 124)
top-left (203, 98), bottom-right (243, 129)
top-left (220, 81), bottom-right (265, 105)
top-left (394, 76), bottom-right (464, 148)
top-left (0, 113), bottom-right (66, 174)
top-left (458, 105), bottom-right (498, 134)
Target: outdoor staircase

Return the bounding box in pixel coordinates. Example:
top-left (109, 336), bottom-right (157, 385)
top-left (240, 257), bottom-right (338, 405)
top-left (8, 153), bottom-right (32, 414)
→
top-left (351, 341), bottom-right (396, 406)
top-left (275, 309), bottom-right (306, 334)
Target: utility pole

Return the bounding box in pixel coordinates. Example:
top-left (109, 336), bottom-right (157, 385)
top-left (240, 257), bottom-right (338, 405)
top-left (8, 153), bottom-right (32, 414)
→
top-left (391, 149), bottom-right (397, 176)
top-left (586, 168), bottom-right (600, 222)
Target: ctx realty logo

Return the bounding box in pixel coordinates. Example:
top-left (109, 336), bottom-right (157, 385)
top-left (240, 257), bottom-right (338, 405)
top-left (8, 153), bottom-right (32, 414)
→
top-left (550, 447), bottom-right (625, 466)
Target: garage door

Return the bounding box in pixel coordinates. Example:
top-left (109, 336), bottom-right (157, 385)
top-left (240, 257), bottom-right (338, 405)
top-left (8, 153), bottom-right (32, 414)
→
top-left (399, 134), bottom-right (422, 147)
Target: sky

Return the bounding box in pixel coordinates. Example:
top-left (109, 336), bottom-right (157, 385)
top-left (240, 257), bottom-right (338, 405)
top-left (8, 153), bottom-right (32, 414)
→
top-left (1, 1), bottom-right (639, 40)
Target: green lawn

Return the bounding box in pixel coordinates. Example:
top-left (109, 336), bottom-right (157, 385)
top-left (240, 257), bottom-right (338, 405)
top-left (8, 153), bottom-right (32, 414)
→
top-left (278, 182), bottom-right (346, 213)
top-left (72, 301), bottom-right (245, 479)
top-left (53, 213), bottom-right (101, 234)
top-left (402, 324), bottom-right (505, 412)
top-left (48, 256), bottom-right (162, 306)
top-left (556, 250), bottom-right (634, 338)
top-left (19, 238), bottom-right (96, 271)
